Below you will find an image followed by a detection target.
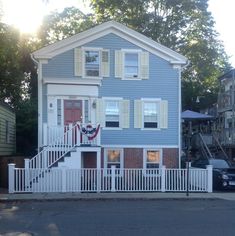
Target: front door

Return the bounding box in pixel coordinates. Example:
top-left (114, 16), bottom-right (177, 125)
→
top-left (64, 100), bottom-right (83, 125)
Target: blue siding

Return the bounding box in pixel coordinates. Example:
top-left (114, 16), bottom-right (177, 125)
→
top-left (42, 33), bottom-right (180, 146)
top-left (85, 34), bottom-right (180, 146)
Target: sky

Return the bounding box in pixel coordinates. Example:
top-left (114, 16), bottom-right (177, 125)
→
top-left (1, 0), bottom-right (235, 67)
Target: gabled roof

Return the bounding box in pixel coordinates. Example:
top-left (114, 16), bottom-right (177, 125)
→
top-left (32, 21), bottom-right (188, 66)
top-left (181, 110), bottom-right (214, 120)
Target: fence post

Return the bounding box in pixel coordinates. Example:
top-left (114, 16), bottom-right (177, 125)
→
top-left (207, 165), bottom-right (213, 192)
top-left (97, 169), bottom-right (101, 193)
top-left (61, 166), bottom-right (67, 193)
top-left (69, 123), bottom-right (73, 146)
top-left (24, 159), bottom-right (30, 191)
top-left (8, 163), bottom-right (15, 193)
top-left (161, 165), bottom-right (166, 192)
top-left (111, 165), bottom-right (116, 192)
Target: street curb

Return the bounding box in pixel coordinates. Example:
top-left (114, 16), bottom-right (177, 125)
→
top-left (0, 192), bottom-right (223, 202)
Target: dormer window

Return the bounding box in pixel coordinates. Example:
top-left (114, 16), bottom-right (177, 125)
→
top-left (85, 50), bottom-right (100, 77)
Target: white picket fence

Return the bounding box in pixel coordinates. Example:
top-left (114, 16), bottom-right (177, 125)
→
top-left (8, 164), bottom-right (213, 193)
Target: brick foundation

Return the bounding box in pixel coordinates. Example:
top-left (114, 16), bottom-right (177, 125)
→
top-left (163, 148), bottom-right (179, 168)
top-left (101, 147), bottom-right (179, 169)
top-left (124, 148), bottom-right (143, 168)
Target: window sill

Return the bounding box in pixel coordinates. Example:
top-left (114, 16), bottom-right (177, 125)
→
top-left (141, 128), bottom-right (161, 131)
top-left (103, 127), bottom-right (123, 131)
top-left (121, 78), bottom-right (142, 81)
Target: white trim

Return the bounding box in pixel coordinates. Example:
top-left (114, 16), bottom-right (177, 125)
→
top-left (102, 145), bottom-right (178, 148)
top-left (102, 97), bottom-right (123, 129)
top-left (102, 97), bottom-right (123, 100)
top-left (38, 61), bottom-right (43, 149)
top-left (122, 50), bottom-right (141, 80)
top-left (32, 21), bottom-right (187, 66)
top-left (141, 99), bottom-right (161, 130)
top-left (43, 77), bottom-right (102, 86)
top-left (141, 98), bottom-right (161, 101)
top-left (178, 67), bottom-right (182, 168)
top-left (143, 148), bottom-right (163, 168)
top-left (102, 127), bottom-right (123, 130)
top-left (82, 47), bottom-right (102, 79)
top-left (103, 148), bottom-right (124, 176)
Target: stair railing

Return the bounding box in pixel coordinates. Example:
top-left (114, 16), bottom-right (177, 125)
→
top-left (29, 123), bottom-right (80, 169)
top-left (212, 133), bottom-right (229, 160)
top-left (198, 133), bottom-right (213, 159)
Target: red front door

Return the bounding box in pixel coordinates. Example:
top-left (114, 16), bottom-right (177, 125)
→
top-left (64, 100), bottom-right (83, 125)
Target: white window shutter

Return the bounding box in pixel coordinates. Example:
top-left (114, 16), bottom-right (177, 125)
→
top-left (115, 50), bottom-right (123, 78)
top-left (160, 100), bottom-right (168, 129)
top-left (120, 100), bottom-right (130, 128)
top-left (134, 100), bottom-right (143, 128)
top-left (140, 52), bottom-right (149, 80)
top-left (96, 99), bottom-right (105, 128)
top-left (101, 50), bottom-right (110, 77)
top-left (74, 48), bottom-right (83, 76)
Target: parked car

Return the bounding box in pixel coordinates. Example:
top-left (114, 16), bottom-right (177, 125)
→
top-left (191, 158), bottom-right (235, 190)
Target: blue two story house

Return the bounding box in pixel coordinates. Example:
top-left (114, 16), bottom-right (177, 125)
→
top-left (31, 21), bottom-right (188, 171)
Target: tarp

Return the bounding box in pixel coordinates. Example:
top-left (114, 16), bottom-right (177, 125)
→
top-left (181, 110), bottom-right (214, 120)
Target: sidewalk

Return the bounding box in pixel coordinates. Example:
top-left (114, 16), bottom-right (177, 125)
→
top-left (1, 189), bottom-right (235, 201)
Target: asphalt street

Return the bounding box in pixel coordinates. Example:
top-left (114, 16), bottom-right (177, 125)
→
top-left (0, 199), bottom-right (235, 236)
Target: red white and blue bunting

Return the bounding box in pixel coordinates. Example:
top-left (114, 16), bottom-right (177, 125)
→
top-left (77, 124), bottom-right (100, 140)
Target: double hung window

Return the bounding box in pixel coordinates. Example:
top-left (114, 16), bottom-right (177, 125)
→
top-left (85, 50), bottom-right (100, 77)
top-left (106, 149), bottom-right (122, 168)
top-left (143, 101), bottom-right (159, 128)
top-left (124, 52), bottom-right (139, 78)
top-left (145, 150), bottom-right (161, 169)
top-left (105, 100), bottom-right (120, 128)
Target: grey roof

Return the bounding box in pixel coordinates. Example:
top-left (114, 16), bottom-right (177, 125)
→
top-left (181, 110), bottom-right (214, 120)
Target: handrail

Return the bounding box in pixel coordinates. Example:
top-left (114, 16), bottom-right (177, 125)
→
top-left (198, 133), bottom-right (213, 159)
top-left (29, 123), bottom-right (80, 168)
top-left (212, 133), bottom-right (229, 160)
top-left (29, 122), bottom-right (101, 169)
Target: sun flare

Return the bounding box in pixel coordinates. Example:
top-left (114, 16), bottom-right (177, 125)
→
top-left (2, 0), bottom-right (46, 34)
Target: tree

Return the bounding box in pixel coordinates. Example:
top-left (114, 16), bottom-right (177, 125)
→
top-left (0, 23), bottom-right (24, 107)
top-left (90, 0), bottom-right (231, 110)
top-left (38, 7), bottom-right (94, 45)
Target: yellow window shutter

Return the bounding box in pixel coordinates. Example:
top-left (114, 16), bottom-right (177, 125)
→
top-left (74, 48), bottom-right (83, 76)
top-left (96, 99), bottom-right (105, 128)
top-left (160, 100), bottom-right (168, 129)
top-left (134, 100), bottom-right (143, 128)
top-left (101, 50), bottom-right (110, 77)
top-left (115, 50), bottom-right (123, 78)
top-left (120, 100), bottom-right (130, 129)
top-left (140, 51), bottom-right (149, 80)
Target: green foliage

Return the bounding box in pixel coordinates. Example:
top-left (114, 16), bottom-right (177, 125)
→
top-left (0, 23), bottom-right (24, 107)
top-left (38, 7), bottom-right (94, 45)
top-left (15, 98), bottom-right (38, 155)
top-left (0, 20), bottom-right (39, 154)
top-left (90, 0), bottom-right (231, 110)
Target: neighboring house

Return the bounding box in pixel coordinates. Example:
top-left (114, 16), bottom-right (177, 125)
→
top-left (31, 21), bottom-right (188, 171)
top-left (0, 102), bottom-right (16, 156)
top-left (217, 68), bottom-right (235, 161)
